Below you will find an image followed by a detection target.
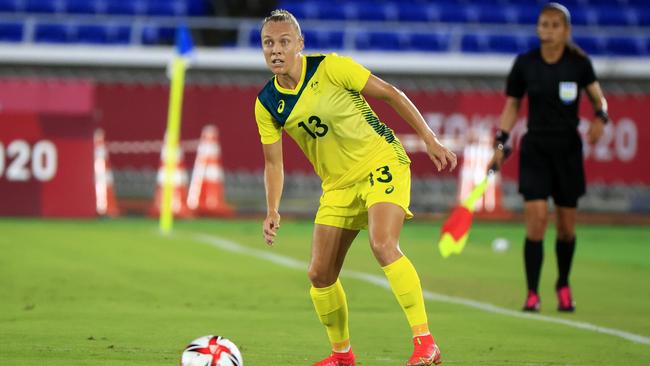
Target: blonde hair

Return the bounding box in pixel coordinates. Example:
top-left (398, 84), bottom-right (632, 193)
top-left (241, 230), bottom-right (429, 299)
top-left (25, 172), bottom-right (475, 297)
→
top-left (261, 9), bottom-right (302, 37)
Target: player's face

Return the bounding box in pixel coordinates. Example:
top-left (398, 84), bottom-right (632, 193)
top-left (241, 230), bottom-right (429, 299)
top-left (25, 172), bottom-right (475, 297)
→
top-left (537, 10), bottom-right (570, 47)
top-left (261, 21), bottom-right (304, 76)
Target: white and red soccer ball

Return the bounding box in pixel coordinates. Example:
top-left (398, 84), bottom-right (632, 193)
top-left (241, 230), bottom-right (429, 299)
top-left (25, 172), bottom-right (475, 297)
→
top-left (181, 335), bottom-right (243, 366)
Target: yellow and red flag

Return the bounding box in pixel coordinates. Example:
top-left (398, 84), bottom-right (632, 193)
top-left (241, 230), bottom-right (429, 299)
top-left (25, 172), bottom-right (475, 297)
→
top-left (438, 176), bottom-right (489, 258)
top-left (438, 147), bottom-right (510, 258)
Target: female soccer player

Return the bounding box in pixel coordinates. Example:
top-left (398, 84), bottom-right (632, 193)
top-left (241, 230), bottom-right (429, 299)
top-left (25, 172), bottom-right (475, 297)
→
top-left (489, 3), bottom-right (609, 312)
top-left (254, 9), bottom-right (456, 366)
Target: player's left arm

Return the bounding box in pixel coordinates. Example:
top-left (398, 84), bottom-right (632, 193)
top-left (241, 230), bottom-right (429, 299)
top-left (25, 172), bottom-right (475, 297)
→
top-left (585, 81), bottom-right (609, 144)
top-left (361, 74), bottom-right (457, 172)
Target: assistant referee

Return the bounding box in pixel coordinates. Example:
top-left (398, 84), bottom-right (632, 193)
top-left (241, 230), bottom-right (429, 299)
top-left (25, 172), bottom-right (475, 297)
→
top-left (489, 2), bottom-right (609, 312)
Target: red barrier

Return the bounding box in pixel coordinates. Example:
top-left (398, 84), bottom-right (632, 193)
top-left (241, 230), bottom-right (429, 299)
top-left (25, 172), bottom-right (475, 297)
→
top-left (0, 113), bottom-right (96, 217)
top-left (96, 84), bottom-right (649, 185)
top-left (0, 79), bottom-right (96, 217)
top-left (4, 78), bottom-right (643, 217)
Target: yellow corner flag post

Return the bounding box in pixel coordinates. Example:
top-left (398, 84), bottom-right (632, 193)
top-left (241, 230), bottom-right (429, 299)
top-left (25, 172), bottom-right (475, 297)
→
top-left (160, 25), bottom-right (194, 235)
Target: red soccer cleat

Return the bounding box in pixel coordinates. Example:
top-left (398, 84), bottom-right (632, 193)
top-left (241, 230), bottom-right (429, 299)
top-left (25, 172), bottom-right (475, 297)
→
top-left (557, 286), bottom-right (575, 312)
top-left (311, 349), bottom-right (356, 366)
top-left (523, 290), bottom-right (541, 312)
top-left (407, 334), bottom-right (442, 366)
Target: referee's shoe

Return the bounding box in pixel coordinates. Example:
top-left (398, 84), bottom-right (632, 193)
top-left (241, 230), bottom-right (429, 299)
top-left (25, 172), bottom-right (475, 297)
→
top-left (557, 286), bottom-right (576, 312)
top-left (523, 291), bottom-right (541, 312)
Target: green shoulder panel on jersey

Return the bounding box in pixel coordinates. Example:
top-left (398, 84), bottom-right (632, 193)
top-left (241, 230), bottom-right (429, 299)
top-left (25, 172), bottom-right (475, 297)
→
top-left (257, 55), bottom-right (325, 127)
top-left (348, 90), bottom-right (410, 164)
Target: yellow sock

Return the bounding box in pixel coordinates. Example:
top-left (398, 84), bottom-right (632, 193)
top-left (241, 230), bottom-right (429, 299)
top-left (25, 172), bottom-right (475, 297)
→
top-left (382, 255), bottom-right (430, 337)
top-left (310, 278), bottom-right (351, 352)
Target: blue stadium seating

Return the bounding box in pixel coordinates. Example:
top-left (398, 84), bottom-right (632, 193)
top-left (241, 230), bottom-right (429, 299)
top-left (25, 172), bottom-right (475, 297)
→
top-left (77, 24), bottom-right (131, 44)
top-left (147, 1), bottom-right (188, 17)
top-left (0, 0), bottom-right (20, 13)
top-left (573, 35), bottom-right (606, 55)
top-left (0, 0), bottom-right (647, 56)
top-left (605, 37), bottom-right (645, 56)
top-left (596, 6), bottom-right (632, 26)
top-left (141, 24), bottom-right (175, 45)
top-left (589, 0), bottom-right (625, 5)
top-left (65, 0), bottom-right (100, 15)
top-left (281, 2), bottom-right (317, 20)
top-left (436, 4), bottom-right (470, 23)
top-left (0, 21), bottom-right (22, 42)
top-left (25, 0), bottom-right (60, 13)
top-left (396, 3), bottom-right (432, 22)
top-left (487, 34), bottom-right (523, 54)
top-left (513, 4), bottom-right (541, 24)
top-left (106, 1), bottom-right (146, 16)
top-left (565, 6), bottom-right (594, 26)
top-left (638, 7), bottom-right (650, 26)
top-left (35, 23), bottom-right (73, 43)
top-left (303, 29), bottom-right (344, 50)
top-left (186, 0), bottom-right (208, 16)
top-left (355, 31), bottom-right (404, 51)
top-left (461, 33), bottom-right (486, 53)
top-left (627, 0), bottom-right (650, 6)
top-left (408, 32), bottom-right (450, 52)
top-left (353, 2), bottom-right (389, 22)
top-left (474, 5), bottom-right (513, 24)
top-left (249, 29), bottom-right (261, 48)
top-left (318, 3), bottom-right (348, 21)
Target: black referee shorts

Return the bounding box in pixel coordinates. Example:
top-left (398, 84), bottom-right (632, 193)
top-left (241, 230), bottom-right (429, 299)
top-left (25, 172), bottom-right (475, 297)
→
top-left (518, 131), bottom-right (586, 208)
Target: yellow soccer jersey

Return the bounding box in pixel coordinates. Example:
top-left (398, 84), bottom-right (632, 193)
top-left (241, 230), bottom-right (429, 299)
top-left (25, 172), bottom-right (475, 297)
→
top-left (255, 53), bottom-right (410, 191)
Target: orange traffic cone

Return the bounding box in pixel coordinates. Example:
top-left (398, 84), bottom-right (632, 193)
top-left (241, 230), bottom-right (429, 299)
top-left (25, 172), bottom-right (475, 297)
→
top-left (94, 129), bottom-right (120, 217)
top-left (150, 139), bottom-right (192, 218)
top-left (187, 125), bottom-right (234, 217)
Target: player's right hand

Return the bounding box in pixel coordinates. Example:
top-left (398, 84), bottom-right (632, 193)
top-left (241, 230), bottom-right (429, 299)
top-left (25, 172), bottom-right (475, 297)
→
top-left (263, 211), bottom-right (281, 246)
top-left (488, 149), bottom-right (506, 172)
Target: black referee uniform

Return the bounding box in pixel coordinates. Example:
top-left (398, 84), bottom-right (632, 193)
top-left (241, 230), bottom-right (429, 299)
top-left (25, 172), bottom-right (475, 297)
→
top-left (506, 46), bottom-right (596, 207)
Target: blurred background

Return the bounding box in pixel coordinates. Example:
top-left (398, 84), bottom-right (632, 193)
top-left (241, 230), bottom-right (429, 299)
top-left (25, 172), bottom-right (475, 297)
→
top-left (1, 0), bottom-right (649, 221)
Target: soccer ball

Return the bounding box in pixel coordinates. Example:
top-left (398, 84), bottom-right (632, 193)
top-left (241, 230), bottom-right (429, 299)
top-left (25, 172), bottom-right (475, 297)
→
top-left (181, 335), bottom-right (243, 366)
top-left (491, 237), bottom-right (510, 253)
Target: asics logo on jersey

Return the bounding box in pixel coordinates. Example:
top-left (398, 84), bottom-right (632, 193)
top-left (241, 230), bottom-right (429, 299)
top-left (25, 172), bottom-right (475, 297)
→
top-left (385, 185), bottom-right (395, 194)
top-left (277, 99), bottom-right (285, 114)
top-left (311, 80), bottom-right (319, 91)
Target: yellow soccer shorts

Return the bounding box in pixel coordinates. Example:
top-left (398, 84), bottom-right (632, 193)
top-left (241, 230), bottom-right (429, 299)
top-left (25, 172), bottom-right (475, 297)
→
top-left (314, 160), bottom-right (414, 230)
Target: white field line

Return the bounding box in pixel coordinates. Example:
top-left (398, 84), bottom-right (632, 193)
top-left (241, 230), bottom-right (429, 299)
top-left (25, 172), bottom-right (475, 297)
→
top-left (193, 233), bottom-right (650, 346)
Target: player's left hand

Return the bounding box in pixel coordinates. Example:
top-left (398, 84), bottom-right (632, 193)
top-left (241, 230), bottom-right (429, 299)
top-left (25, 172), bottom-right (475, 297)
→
top-left (426, 137), bottom-right (457, 172)
top-left (587, 117), bottom-right (606, 144)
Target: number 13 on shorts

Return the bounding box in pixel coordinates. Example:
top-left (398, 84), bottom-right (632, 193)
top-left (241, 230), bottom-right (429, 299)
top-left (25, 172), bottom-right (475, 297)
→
top-left (366, 162), bottom-right (413, 218)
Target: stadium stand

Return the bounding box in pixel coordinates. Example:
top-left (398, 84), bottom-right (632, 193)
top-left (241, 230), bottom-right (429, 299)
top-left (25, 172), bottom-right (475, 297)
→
top-left (0, 21), bottom-right (21, 41)
top-left (0, 0), bottom-right (648, 57)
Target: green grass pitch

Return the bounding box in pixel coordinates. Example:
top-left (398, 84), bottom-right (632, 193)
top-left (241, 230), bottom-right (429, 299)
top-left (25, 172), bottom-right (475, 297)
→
top-left (1, 218), bottom-right (649, 365)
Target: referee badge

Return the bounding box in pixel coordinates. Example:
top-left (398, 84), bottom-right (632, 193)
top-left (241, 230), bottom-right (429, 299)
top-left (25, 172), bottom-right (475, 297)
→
top-left (559, 82), bottom-right (578, 104)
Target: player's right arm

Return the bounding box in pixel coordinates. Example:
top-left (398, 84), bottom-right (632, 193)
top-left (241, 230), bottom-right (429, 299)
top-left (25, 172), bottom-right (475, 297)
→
top-left (255, 97), bottom-right (284, 246)
top-left (262, 140), bottom-right (283, 246)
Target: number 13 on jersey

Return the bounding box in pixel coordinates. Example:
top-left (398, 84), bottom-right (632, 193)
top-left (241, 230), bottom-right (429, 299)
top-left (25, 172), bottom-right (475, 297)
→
top-left (298, 115), bottom-right (328, 139)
